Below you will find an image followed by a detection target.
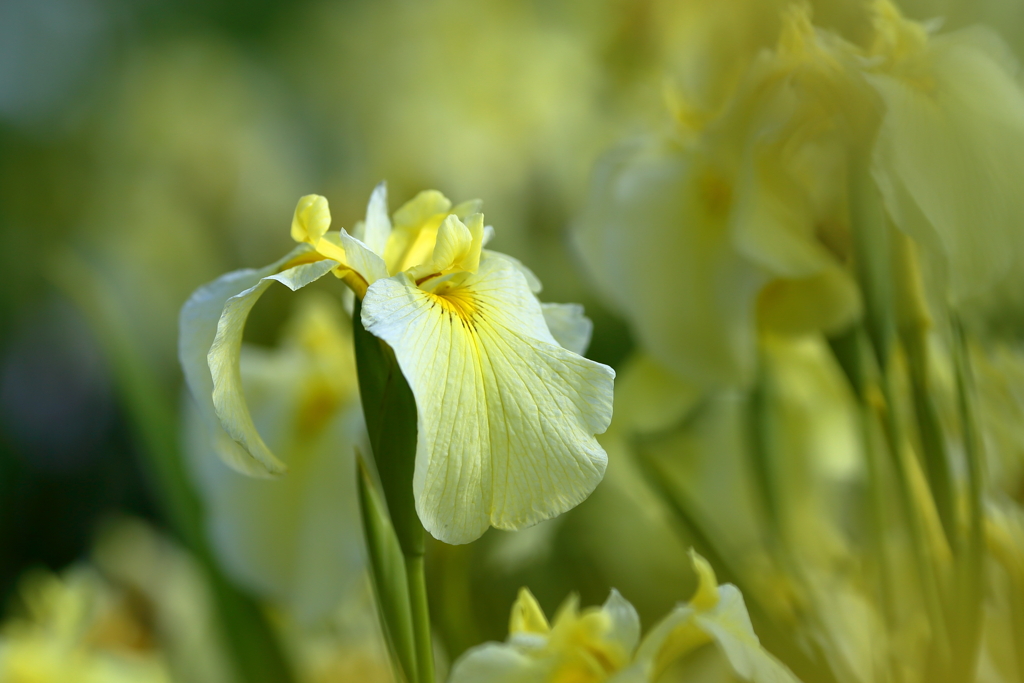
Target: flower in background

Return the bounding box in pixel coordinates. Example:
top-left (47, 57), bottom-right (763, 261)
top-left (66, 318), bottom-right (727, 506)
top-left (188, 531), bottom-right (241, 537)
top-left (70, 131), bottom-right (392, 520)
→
top-left (575, 0), bottom-right (1024, 389)
top-left (181, 184), bottom-right (614, 545)
top-left (0, 519), bottom-right (231, 683)
top-left (0, 568), bottom-right (171, 683)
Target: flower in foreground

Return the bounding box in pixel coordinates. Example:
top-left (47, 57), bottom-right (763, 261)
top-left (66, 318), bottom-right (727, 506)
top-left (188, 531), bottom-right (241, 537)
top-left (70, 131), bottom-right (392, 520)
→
top-left (180, 184), bottom-right (614, 544)
top-left (449, 551), bottom-right (800, 683)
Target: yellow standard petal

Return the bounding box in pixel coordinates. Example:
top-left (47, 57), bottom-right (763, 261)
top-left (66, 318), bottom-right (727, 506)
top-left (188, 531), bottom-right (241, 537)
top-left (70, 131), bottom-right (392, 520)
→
top-left (510, 588), bottom-right (551, 636)
top-left (291, 194), bottom-right (332, 245)
top-left (361, 252), bottom-right (615, 544)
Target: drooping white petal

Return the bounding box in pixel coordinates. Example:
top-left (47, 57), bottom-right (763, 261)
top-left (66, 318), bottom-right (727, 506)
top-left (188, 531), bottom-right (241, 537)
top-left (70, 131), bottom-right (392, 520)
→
top-left (183, 387), bottom-right (365, 623)
top-left (204, 256), bottom-right (338, 476)
top-left (361, 254), bottom-right (614, 544)
top-left (541, 303), bottom-right (594, 356)
top-left (184, 293), bottom-right (365, 623)
top-left (179, 245), bottom-right (312, 477)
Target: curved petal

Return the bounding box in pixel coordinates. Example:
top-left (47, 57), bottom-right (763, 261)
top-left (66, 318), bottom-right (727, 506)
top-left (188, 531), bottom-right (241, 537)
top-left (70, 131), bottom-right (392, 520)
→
top-left (362, 254), bottom-right (614, 544)
top-left (541, 303), bottom-right (593, 356)
top-left (205, 256), bottom-right (339, 477)
top-left (179, 245), bottom-right (312, 477)
top-left (291, 195), bottom-right (332, 244)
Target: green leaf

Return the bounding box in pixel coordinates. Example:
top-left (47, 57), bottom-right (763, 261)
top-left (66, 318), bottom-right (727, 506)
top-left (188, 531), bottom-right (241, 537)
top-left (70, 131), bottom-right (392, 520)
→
top-left (357, 455), bottom-right (417, 683)
top-left (351, 297), bottom-right (422, 557)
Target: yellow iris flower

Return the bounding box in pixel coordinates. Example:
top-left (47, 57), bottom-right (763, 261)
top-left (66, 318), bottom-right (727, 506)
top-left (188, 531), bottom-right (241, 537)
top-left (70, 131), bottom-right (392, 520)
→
top-left (180, 184), bottom-right (614, 545)
top-left (449, 552), bottom-right (800, 683)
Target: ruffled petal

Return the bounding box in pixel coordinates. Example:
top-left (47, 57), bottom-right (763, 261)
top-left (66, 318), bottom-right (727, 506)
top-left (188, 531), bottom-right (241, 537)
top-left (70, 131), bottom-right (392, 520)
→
top-left (361, 254), bottom-right (614, 544)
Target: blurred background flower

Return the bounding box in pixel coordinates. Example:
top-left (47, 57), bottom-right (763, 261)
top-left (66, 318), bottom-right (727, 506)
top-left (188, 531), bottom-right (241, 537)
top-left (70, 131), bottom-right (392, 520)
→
top-left (3, 0), bottom-right (1024, 681)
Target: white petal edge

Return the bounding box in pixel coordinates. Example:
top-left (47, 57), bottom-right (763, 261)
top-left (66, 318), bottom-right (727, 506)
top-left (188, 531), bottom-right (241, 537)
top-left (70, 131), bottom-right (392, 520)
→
top-left (630, 584), bottom-right (801, 683)
top-left (541, 302), bottom-right (594, 356)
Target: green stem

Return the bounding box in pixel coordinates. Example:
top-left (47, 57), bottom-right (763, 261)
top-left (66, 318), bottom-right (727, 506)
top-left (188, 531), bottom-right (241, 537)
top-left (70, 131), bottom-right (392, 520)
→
top-left (745, 353), bottom-right (783, 552)
top-left (352, 297), bottom-right (434, 683)
top-left (950, 317), bottom-right (985, 683)
top-left (406, 554), bottom-right (435, 683)
top-left (876, 363), bottom-right (951, 674)
top-left (902, 326), bottom-right (956, 550)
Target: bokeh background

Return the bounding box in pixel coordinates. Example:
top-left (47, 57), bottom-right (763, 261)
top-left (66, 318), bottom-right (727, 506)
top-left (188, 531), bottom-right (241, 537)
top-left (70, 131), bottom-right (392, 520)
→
top-left (3, 0), bottom-right (1024, 681)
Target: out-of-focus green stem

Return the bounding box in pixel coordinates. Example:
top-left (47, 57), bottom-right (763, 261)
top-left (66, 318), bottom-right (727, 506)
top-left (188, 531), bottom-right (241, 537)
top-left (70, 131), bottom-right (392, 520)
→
top-left (902, 327), bottom-right (956, 550)
top-left (950, 317), bottom-right (985, 683)
top-left (892, 232), bottom-right (956, 549)
top-left (51, 250), bottom-right (296, 683)
top-left (876, 350), bottom-right (952, 676)
top-left (831, 328), bottom-right (899, 648)
top-left (745, 354), bottom-right (783, 551)
top-left (846, 154), bottom-right (953, 677)
top-left (406, 554), bottom-right (435, 683)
